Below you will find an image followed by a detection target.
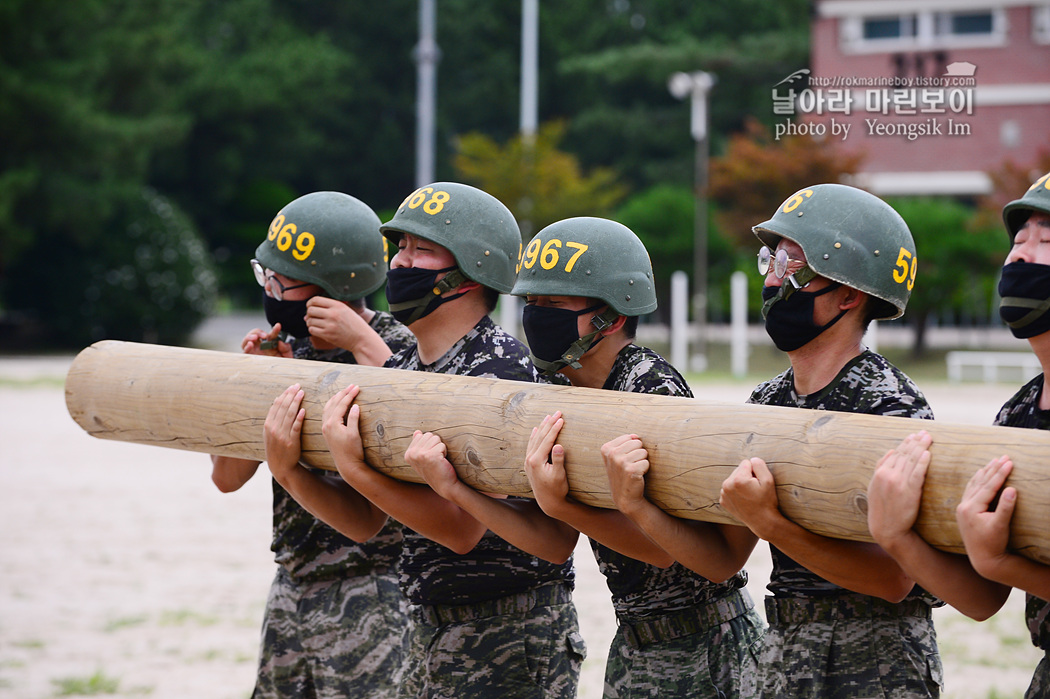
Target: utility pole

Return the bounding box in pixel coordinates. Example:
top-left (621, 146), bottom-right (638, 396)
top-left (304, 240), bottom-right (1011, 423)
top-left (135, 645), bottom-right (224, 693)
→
top-left (414, 0), bottom-right (439, 187)
top-left (502, 0), bottom-right (539, 339)
top-left (668, 70), bottom-right (715, 371)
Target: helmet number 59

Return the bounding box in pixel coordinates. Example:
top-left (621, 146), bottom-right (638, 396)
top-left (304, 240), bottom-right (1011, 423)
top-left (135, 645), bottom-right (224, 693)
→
top-left (893, 247), bottom-right (917, 291)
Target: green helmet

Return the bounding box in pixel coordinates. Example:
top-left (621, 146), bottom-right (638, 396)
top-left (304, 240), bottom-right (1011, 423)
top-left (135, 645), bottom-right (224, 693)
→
top-left (511, 217), bottom-right (657, 316)
top-left (1003, 172), bottom-right (1050, 242)
top-left (255, 191), bottom-right (386, 301)
top-left (753, 184), bottom-right (916, 320)
top-left (380, 182), bottom-right (520, 293)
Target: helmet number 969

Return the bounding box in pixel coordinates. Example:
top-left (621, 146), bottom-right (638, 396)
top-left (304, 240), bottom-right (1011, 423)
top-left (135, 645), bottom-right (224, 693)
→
top-left (892, 247), bottom-right (917, 291)
top-left (520, 238), bottom-right (589, 273)
top-left (268, 215), bottom-right (316, 262)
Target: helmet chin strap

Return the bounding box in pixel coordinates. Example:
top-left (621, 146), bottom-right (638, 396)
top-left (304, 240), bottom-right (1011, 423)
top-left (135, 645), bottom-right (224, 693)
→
top-left (761, 266), bottom-right (819, 317)
top-left (1000, 294), bottom-right (1050, 331)
top-left (387, 269), bottom-right (468, 325)
top-left (532, 307), bottom-right (621, 374)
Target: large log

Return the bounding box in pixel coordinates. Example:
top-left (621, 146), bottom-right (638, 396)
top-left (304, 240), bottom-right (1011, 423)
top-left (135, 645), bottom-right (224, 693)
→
top-left (65, 340), bottom-right (1050, 564)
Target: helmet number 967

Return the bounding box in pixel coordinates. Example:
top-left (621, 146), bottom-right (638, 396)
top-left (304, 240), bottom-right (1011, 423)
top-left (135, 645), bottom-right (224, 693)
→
top-left (892, 247), bottom-right (917, 291)
top-left (268, 215), bottom-right (316, 262)
top-left (520, 238), bottom-right (589, 274)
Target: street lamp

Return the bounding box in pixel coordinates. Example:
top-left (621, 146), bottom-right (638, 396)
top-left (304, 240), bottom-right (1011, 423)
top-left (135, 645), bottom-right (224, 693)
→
top-left (668, 70), bottom-right (715, 370)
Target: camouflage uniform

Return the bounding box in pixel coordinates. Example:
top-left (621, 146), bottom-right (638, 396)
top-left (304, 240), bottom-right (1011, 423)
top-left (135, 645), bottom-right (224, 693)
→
top-left (594, 345), bottom-right (764, 699)
top-left (253, 311), bottom-right (415, 699)
top-left (387, 315), bottom-right (586, 699)
top-left (746, 350), bottom-right (944, 699)
top-left (990, 375), bottom-right (1050, 699)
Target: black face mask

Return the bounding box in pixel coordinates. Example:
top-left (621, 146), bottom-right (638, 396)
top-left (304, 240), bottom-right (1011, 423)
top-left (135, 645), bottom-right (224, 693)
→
top-left (263, 292), bottom-right (311, 339)
top-left (385, 265), bottom-right (466, 325)
top-left (521, 303), bottom-right (606, 373)
top-left (999, 261), bottom-right (1050, 339)
top-left (762, 282), bottom-right (847, 352)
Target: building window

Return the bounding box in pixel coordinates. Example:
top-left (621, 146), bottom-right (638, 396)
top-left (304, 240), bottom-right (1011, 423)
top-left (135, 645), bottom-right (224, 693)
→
top-left (1036, 5), bottom-right (1050, 45)
top-left (935, 10), bottom-right (994, 37)
top-left (841, 7), bottom-right (1005, 53)
top-left (863, 14), bottom-right (917, 40)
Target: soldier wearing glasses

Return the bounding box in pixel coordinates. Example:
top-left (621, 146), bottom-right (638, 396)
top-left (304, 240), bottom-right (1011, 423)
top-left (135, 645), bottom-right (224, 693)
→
top-left (718, 184), bottom-right (945, 698)
top-left (211, 191), bottom-right (414, 698)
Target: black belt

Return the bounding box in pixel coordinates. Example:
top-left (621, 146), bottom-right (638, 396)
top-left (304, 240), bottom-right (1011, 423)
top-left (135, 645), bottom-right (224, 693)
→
top-left (765, 594), bottom-right (933, 627)
top-left (618, 589), bottom-right (755, 649)
top-left (413, 583), bottom-right (572, 626)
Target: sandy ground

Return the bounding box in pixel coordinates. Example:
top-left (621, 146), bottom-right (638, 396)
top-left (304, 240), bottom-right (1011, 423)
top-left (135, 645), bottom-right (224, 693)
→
top-left (0, 352), bottom-right (1045, 698)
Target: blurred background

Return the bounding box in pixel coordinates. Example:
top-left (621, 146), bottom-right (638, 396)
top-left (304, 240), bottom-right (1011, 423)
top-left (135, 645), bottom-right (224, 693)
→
top-left (4, 4), bottom-right (1050, 697)
top-left (1, 0), bottom-right (1049, 370)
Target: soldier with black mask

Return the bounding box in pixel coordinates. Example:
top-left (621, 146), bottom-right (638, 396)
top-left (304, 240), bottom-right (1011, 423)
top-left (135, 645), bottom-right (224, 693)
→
top-left (317, 182), bottom-right (585, 699)
top-left (957, 172), bottom-right (1050, 699)
top-left (211, 191), bottom-right (415, 698)
top-left (718, 184), bottom-right (946, 698)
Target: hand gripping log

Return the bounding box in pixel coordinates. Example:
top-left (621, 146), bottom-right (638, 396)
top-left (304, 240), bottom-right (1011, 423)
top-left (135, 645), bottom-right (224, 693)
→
top-left (65, 340), bottom-right (1050, 564)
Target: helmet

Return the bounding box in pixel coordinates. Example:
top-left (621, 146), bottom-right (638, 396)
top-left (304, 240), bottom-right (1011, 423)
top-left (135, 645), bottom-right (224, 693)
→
top-left (511, 217), bottom-right (657, 316)
top-left (1003, 172), bottom-right (1050, 241)
top-left (380, 182), bottom-right (520, 292)
top-left (753, 184), bottom-right (916, 320)
top-left (255, 192), bottom-right (386, 301)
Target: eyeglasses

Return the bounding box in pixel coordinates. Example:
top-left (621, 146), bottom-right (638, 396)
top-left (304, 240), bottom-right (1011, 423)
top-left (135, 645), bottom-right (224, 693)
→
top-left (757, 246), bottom-right (808, 279)
top-left (250, 259), bottom-right (311, 301)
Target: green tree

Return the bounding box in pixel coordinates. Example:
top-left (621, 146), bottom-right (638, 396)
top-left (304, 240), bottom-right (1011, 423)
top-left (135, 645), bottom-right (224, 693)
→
top-left (5, 187), bottom-right (217, 347)
top-left (0, 0), bottom-right (192, 274)
top-left (889, 197), bottom-right (1002, 356)
top-left (612, 184), bottom-right (734, 323)
top-left (148, 0), bottom-right (361, 304)
top-left (0, 0), bottom-right (206, 346)
top-left (453, 121), bottom-right (628, 239)
top-left (547, 0), bottom-right (811, 191)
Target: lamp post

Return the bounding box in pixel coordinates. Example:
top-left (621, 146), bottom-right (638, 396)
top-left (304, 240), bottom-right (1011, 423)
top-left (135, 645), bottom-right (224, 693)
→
top-left (668, 70), bottom-right (715, 370)
top-left (414, 0), bottom-right (439, 187)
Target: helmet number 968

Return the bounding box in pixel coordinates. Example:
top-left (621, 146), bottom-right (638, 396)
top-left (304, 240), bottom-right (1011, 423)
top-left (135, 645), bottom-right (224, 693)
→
top-left (405, 187), bottom-right (451, 215)
top-left (892, 247), bottom-right (917, 291)
top-left (268, 215), bottom-right (316, 262)
top-left (520, 238), bottom-right (589, 273)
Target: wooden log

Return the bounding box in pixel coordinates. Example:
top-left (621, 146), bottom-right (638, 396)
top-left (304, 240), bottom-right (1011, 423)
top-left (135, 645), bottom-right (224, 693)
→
top-left (65, 340), bottom-right (1050, 564)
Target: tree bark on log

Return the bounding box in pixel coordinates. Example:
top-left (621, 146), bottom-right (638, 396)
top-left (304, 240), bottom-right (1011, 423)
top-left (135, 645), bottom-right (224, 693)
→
top-left (65, 340), bottom-right (1050, 564)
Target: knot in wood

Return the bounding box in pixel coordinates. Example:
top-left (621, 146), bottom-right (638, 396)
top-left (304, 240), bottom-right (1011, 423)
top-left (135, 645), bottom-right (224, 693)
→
top-left (466, 447), bottom-right (482, 467)
top-left (375, 422), bottom-right (385, 439)
top-left (811, 414), bottom-right (833, 431)
top-left (853, 490), bottom-right (869, 516)
top-left (504, 390), bottom-right (527, 417)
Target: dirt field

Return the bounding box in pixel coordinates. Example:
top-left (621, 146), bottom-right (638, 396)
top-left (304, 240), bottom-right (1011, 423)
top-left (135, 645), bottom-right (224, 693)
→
top-left (0, 355), bottom-right (1043, 698)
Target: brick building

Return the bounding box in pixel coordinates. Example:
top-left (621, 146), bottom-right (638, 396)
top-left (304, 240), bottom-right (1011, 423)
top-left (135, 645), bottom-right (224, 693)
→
top-left (801, 0), bottom-right (1050, 196)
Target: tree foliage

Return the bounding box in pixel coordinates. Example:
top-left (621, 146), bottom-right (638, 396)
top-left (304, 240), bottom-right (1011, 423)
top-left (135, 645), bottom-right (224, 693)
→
top-left (709, 119), bottom-right (865, 249)
top-left (612, 184), bottom-right (735, 322)
top-left (453, 121), bottom-right (628, 239)
top-left (5, 188), bottom-right (217, 348)
top-left (974, 147), bottom-right (1050, 234)
top-left (4, 0), bottom-right (1033, 351)
top-left (889, 197), bottom-right (1003, 355)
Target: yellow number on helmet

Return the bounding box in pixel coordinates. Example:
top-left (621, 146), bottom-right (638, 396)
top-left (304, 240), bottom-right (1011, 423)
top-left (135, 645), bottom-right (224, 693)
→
top-left (292, 231), bottom-right (315, 261)
top-left (423, 190), bottom-right (450, 214)
top-left (277, 223), bottom-right (296, 251)
top-left (408, 187), bottom-right (432, 210)
top-left (268, 214), bottom-right (285, 241)
top-left (782, 189), bottom-right (814, 214)
top-left (523, 237), bottom-right (541, 270)
top-left (540, 238), bottom-right (561, 270)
